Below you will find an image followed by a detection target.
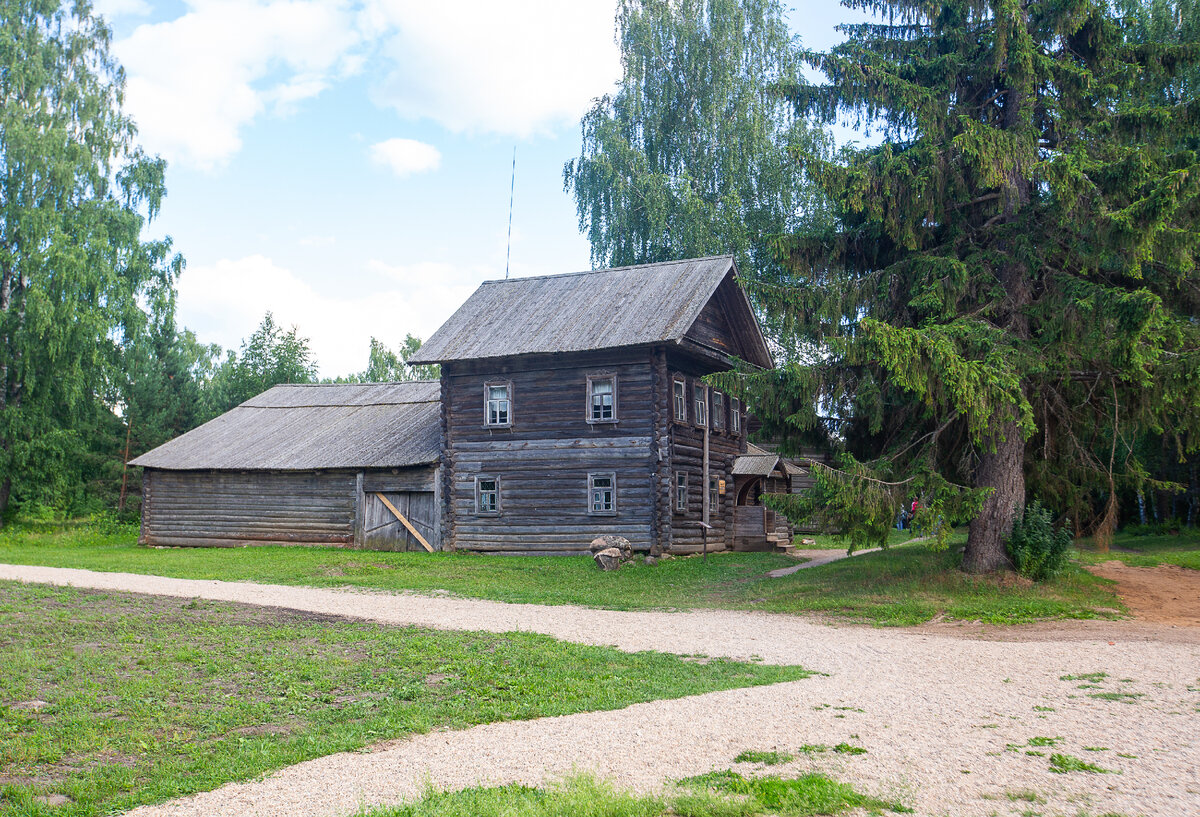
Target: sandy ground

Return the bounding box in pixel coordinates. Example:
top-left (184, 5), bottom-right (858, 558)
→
top-left (1087, 561), bottom-right (1200, 626)
top-left (2, 563), bottom-right (1198, 817)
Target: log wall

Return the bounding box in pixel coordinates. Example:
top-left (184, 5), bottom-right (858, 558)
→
top-left (140, 469), bottom-right (357, 547)
top-left (663, 349), bottom-right (749, 553)
top-left (442, 349), bottom-right (657, 554)
top-left (141, 465), bottom-right (442, 550)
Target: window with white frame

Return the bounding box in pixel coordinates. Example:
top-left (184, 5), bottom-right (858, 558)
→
top-left (484, 382), bottom-right (511, 427)
top-left (589, 473), bottom-right (616, 514)
top-left (709, 476), bottom-right (720, 515)
top-left (587, 375), bottom-right (616, 423)
top-left (675, 471), bottom-right (687, 512)
top-left (731, 397), bottom-right (741, 433)
top-left (694, 383), bottom-right (708, 427)
top-left (713, 392), bottom-right (725, 430)
top-left (475, 477), bottom-right (500, 515)
top-left (673, 379), bottom-right (687, 422)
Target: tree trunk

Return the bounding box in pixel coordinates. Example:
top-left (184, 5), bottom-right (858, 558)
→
top-left (0, 477), bottom-right (10, 527)
top-left (964, 415), bottom-right (1024, 573)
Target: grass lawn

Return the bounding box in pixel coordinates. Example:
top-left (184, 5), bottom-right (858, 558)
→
top-left (0, 582), bottom-right (810, 817)
top-left (368, 771), bottom-right (909, 817)
top-left (0, 524), bottom-right (1121, 626)
top-left (1073, 530), bottom-right (1200, 571)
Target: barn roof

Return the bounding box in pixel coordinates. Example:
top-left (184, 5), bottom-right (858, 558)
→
top-left (130, 381), bottom-right (441, 471)
top-left (408, 256), bottom-right (772, 367)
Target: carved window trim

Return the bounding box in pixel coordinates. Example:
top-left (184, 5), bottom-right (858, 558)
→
top-left (586, 373), bottom-right (618, 424)
top-left (588, 472), bottom-right (617, 515)
top-left (694, 382), bottom-right (708, 428)
top-left (475, 475), bottom-right (501, 516)
top-left (483, 380), bottom-right (513, 428)
top-left (674, 471), bottom-right (688, 513)
top-left (672, 378), bottom-right (688, 423)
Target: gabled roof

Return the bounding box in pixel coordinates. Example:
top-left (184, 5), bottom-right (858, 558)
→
top-left (408, 256), bottom-right (772, 367)
top-left (130, 382), bottom-right (441, 471)
top-left (732, 442), bottom-right (784, 477)
top-left (732, 442), bottom-right (812, 478)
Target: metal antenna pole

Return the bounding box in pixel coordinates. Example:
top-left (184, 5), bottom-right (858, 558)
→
top-left (505, 146), bottom-right (516, 279)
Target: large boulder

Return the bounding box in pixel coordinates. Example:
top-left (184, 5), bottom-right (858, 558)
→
top-left (590, 534), bottom-right (633, 560)
top-left (593, 547), bottom-right (624, 571)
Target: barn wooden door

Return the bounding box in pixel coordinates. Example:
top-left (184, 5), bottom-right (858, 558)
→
top-left (361, 491), bottom-right (437, 551)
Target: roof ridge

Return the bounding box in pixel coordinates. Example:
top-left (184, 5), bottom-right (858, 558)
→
top-left (266, 380), bottom-right (439, 388)
top-left (478, 255), bottom-right (733, 286)
top-left (237, 402), bottom-right (439, 409)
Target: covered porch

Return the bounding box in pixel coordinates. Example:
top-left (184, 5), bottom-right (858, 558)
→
top-left (729, 444), bottom-right (804, 552)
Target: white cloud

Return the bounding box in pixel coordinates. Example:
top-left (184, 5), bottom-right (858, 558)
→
top-left (117, 0), bottom-right (361, 169)
top-left (113, 1), bottom-right (622, 168)
top-left (177, 254), bottom-right (482, 377)
top-left (362, 0), bottom-right (622, 136)
top-left (369, 138), bottom-right (441, 177)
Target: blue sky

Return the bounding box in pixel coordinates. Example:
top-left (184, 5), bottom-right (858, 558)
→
top-left (97, 0), bottom-right (870, 377)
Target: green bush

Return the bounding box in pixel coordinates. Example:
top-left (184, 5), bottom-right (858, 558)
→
top-left (1121, 519), bottom-right (1191, 537)
top-left (1005, 502), bottom-right (1072, 582)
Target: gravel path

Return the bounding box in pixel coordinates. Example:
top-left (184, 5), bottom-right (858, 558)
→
top-left (3, 564), bottom-right (1198, 817)
top-left (766, 547), bottom-right (882, 576)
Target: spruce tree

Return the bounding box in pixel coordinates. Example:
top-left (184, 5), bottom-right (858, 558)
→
top-left (738, 1), bottom-right (1200, 570)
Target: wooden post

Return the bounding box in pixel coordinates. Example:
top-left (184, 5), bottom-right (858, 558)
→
top-left (118, 414), bottom-right (133, 513)
top-left (352, 471), bottom-right (364, 548)
top-left (702, 391), bottom-right (710, 527)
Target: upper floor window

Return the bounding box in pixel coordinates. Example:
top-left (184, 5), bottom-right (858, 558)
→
top-left (485, 382), bottom-right (511, 427)
top-left (673, 379), bottom-right (687, 422)
top-left (675, 471), bottom-right (687, 513)
top-left (713, 392), bottom-right (725, 430)
top-left (475, 476), bottom-right (500, 515)
top-left (587, 375), bottom-right (617, 423)
top-left (589, 473), bottom-right (616, 515)
top-left (731, 398), bottom-right (741, 433)
top-left (694, 383), bottom-right (708, 427)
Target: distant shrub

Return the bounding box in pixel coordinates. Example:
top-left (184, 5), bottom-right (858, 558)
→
top-left (1005, 502), bottom-right (1071, 582)
top-left (1121, 519), bottom-right (1191, 537)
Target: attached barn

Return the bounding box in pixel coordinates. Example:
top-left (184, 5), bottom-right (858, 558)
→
top-left (130, 382), bottom-right (443, 550)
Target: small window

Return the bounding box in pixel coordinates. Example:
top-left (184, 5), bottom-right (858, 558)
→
top-left (673, 379), bottom-right (687, 422)
top-left (731, 398), bottom-right (741, 433)
top-left (484, 382), bottom-right (512, 427)
top-left (709, 476), bottom-right (720, 515)
top-left (694, 383), bottom-right (708, 427)
top-left (675, 471), bottom-right (687, 513)
top-left (587, 375), bottom-right (617, 423)
top-left (713, 392), bottom-right (725, 430)
top-left (475, 477), bottom-right (500, 515)
top-left (589, 473), bottom-right (616, 515)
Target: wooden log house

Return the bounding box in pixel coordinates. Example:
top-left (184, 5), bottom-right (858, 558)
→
top-left (133, 255), bottom-right (799, 554)
top-left (407, 255), bottom-right (780, 555)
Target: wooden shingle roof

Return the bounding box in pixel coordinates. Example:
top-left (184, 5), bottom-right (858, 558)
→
top-left (408, 256), bottom-right (772, 367)
top-left (130, 382), bottom-right (441, 471)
